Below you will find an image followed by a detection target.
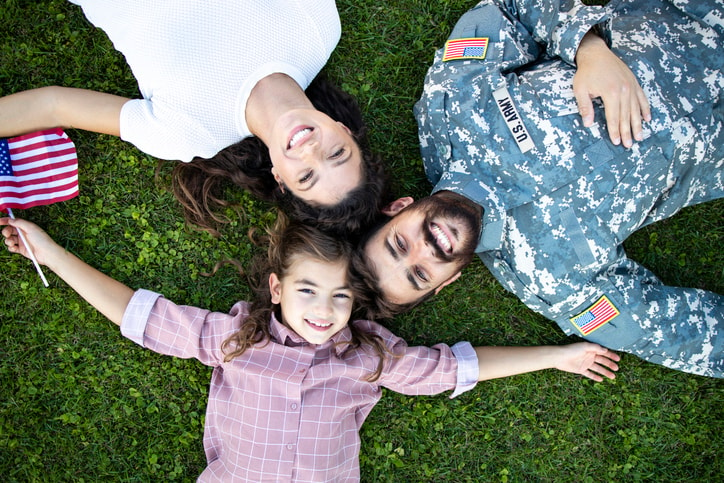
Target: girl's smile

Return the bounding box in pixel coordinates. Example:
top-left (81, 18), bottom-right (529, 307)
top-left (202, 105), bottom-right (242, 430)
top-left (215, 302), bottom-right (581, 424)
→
top-left (269, 256), bottom-right (353, 345)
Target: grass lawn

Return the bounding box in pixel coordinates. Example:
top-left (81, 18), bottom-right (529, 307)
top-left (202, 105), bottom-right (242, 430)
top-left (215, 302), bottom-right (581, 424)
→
top-left (1, 1), bottom-right (723, 481)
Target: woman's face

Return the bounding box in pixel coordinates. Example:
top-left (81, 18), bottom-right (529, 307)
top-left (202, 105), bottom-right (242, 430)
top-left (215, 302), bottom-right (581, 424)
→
top-left (267, 109), bottom-right (363, 206)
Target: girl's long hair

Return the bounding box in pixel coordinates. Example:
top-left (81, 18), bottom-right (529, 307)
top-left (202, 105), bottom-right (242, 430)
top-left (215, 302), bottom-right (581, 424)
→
top-left (221, 213), bottom-right (391, 382)
top-left (168, 76), bottom-right (389, 238)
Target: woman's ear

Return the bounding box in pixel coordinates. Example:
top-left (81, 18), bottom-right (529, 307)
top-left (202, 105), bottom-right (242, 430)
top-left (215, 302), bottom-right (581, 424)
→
top-left (269, 272), bottom-right (282, 304)
top-left (337, 121), bottom-right (352, 135)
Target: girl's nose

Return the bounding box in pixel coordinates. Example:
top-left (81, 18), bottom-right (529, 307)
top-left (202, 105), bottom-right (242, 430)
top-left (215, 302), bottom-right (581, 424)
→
top-left (314, 298), bottom-right (333, 317)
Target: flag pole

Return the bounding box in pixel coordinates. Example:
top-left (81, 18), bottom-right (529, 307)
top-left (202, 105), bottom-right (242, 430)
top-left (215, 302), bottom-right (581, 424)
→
top-left (6, 208), bottom-right (49, 287)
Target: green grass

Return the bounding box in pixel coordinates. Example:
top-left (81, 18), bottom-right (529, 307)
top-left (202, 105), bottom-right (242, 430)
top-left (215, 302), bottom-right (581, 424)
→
top-left (1, 1), bottom-right (723, 481)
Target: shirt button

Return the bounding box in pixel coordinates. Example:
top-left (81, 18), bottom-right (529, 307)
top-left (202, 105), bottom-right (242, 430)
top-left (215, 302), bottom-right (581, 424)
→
top-left (286, 444), bottom-right (294, 450)
top-left (291, 403), bottom-right (298, 410)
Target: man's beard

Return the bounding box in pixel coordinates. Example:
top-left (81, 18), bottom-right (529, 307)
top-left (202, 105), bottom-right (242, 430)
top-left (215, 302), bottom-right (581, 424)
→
top-left (416, 192), bottom-right (481, 263)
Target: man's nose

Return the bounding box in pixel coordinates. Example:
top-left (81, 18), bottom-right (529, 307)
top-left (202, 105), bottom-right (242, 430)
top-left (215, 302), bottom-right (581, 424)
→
top-left (408, 238), bottom-right (435, 264)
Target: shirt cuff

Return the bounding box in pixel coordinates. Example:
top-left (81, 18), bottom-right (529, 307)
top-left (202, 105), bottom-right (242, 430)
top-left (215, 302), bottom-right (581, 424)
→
top-left (120, 289), bottom-right (162, 346)
top-left (449, 341), bottom-right (479, 398)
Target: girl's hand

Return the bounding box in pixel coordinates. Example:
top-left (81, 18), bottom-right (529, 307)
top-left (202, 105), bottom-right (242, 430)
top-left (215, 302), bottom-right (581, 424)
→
top-left (555, 342), bottom-right (621, 382)
top-left (0, 217), bottom-right (61, 267)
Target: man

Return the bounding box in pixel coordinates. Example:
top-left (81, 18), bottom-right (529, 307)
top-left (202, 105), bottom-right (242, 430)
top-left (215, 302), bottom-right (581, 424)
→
top-left (361, 0), bottom-right (723, 377)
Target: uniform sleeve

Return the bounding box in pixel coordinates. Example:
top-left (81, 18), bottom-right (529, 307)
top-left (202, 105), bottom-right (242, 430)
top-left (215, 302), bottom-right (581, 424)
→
top-left (557, 258), bottom-right (724, 378)
top-left (485, 0), bottom-right (614, 64)
top-left (120, 288), bottom-right (248, 366)
top-left (374, 322), bottom-right (479, 398)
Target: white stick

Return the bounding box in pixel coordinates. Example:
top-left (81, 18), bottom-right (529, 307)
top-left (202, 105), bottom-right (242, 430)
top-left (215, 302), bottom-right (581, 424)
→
top-left (7, 208), bottom-right (49, 287)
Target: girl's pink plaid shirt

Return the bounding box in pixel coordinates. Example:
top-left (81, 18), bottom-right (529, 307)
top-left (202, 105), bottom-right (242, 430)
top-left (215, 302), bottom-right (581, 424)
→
top-left (121, 289), bottom-right (478, 482)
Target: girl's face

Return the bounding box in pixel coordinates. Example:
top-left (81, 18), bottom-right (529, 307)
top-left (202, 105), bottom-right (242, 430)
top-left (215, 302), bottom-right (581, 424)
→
top-left (267, 109), bottom-right (363, 207)
top-left (269, 256), bottom-right (353, 345)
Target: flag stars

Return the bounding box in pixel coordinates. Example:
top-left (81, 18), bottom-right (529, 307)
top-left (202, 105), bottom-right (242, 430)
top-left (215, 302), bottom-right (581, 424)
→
top-left (0, 139), bottom-right (15, 176)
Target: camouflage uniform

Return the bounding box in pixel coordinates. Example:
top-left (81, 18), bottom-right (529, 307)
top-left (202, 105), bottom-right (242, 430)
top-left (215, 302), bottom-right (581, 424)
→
top-left (415, 0), bottom-right (724, 377)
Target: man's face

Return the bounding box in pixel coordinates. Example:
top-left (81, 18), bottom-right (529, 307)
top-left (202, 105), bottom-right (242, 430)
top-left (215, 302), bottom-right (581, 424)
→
top-left (363, 192), bottom-right (481, 305)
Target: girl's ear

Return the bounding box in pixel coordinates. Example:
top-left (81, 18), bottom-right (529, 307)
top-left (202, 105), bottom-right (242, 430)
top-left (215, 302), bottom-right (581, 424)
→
top-left (269, 272), bottom-right (282, 304)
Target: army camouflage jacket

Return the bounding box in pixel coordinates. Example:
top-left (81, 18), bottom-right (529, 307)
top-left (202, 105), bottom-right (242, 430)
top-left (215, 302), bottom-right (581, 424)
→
top-left (415, 0), bottom-right (723, 375)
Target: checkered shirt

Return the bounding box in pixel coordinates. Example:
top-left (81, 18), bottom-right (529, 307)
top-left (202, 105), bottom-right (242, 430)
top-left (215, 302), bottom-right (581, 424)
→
top-left (121, 289), bottom-right (478, 481)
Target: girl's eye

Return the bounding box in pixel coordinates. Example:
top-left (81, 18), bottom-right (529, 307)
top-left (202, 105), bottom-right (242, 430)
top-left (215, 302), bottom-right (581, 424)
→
top-left (299, 288), bottom-right (314, 295)
top-left (334, 293), bottom-right (352, 299)
top-left (299, 171), bottom-right (313, 183)
top-left (330, 148), bottom-right (345, 159)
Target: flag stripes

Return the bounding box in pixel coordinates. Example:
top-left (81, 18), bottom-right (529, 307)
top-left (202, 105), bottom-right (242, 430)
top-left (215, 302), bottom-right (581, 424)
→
top-left (0, 128), bottom-right (79, 210)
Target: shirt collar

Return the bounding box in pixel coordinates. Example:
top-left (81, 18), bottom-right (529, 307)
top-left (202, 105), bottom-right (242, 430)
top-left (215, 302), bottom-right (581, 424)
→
top-left (269, 312), bottom-right (355, 357)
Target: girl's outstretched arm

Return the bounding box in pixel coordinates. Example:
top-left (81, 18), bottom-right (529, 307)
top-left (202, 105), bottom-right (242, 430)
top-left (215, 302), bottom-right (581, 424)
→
top-left (475, 342), bottom-right (620, 382)
top-left (1, 217), bottom-right (133, 326)
top-left (0, 87), bottom-right (128, 138)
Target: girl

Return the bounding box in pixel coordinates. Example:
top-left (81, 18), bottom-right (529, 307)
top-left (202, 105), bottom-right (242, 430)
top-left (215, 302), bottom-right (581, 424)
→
top-left (1, 215), bottom-right (620, 481)
top-left (0, 1), bottom-right (387, 236)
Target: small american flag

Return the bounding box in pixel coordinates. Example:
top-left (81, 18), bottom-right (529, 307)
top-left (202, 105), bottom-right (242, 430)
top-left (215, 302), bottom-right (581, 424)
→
top-left (442, 37), bottom-right (489, 61)
top-left (0, 128), bottom-right (79, 211)
top-left (570, 295), bottom-right (620, 336)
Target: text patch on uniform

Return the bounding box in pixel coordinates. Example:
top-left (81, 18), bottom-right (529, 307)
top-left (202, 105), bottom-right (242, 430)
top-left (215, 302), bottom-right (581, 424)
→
top-left (492, 85), bottom-right (535, 153)
top-left (443, 38), bottom-right (489, 61)
top-left (570, 295), bottom-right (620, 335)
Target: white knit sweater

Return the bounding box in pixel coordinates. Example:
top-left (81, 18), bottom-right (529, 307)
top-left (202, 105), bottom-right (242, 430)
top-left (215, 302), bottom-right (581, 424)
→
top-left (70, 0), bottom-right (341, 161)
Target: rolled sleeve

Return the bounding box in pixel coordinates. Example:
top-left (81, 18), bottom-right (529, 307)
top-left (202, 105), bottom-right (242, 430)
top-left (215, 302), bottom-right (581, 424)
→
top-left (120, 289), bottom-right (162, 346)
top-left (450, 341), bottom-right (479, 398)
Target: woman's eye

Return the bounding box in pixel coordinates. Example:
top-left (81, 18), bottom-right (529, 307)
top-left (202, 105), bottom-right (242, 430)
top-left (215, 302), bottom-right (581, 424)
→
top-left (330, 148), bottom-right (345, 159)
top-left (334, 293), bottom-right (352, 299)
top-left (299, 288), bottom-right (314, 295)
top-left (299, 171), bottom-right (313, 183)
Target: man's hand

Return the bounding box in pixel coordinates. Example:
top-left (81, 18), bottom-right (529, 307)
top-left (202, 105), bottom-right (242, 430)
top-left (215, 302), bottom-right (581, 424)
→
top-left (573, 31), bottom-right (651, 148)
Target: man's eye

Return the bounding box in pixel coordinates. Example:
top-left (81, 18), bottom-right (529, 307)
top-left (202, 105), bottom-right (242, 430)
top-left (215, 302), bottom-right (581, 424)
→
top-left (395, 235), bottom-right (406, 252)
top-left (415, 267), bottom-right (428, 283)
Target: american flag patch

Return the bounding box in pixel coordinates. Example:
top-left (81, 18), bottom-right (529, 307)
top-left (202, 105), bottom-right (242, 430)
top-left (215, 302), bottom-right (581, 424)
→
top-left (570, 295), bottom-right (619, 336)
top-left (442, 37), bottom-right (489, 61)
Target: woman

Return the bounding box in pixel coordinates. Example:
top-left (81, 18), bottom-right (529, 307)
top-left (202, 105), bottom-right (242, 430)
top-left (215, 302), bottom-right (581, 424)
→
top-left (0, 0), bottom-right (387, 236)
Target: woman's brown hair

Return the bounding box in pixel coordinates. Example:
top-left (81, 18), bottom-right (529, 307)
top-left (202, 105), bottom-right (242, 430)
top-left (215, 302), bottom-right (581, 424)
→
top-left (168, 76), bottom-right (389, 238)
